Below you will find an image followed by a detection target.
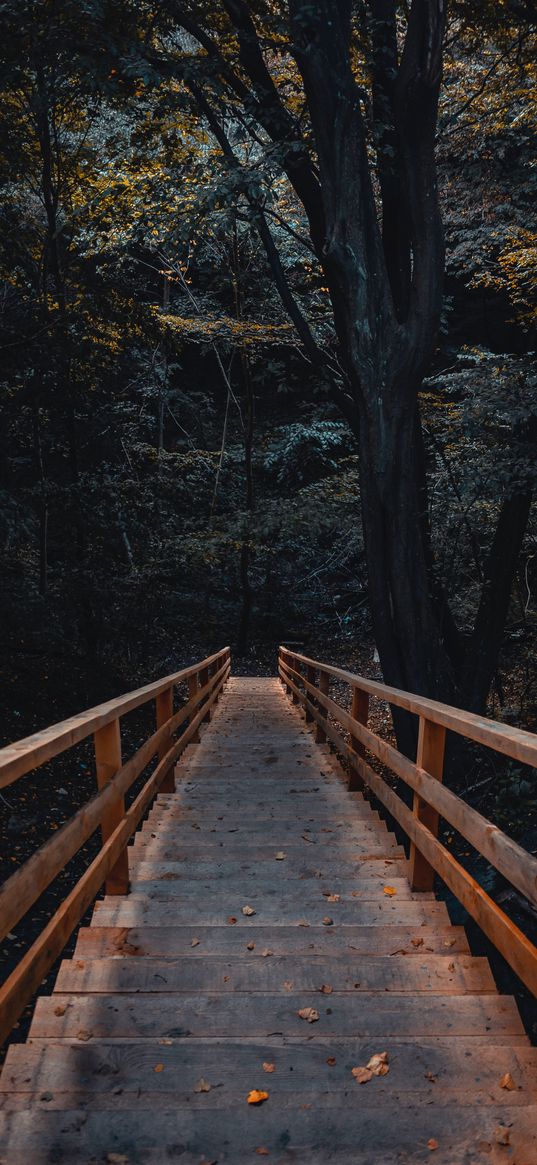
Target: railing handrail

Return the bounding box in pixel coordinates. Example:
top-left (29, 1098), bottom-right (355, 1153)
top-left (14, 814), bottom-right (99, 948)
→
top-left (280, 646), bottom-right (537, 768)
top-left (0, 648), bottom-right (229, 789)
top-left (278, 646), bottom-right (537, 998)
top-left (0, 647), bottom-right (231, 1046)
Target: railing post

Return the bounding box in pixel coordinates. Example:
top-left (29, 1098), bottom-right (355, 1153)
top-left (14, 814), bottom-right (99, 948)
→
top-left (315, 670), bottom-right (329, 743)
top-left (199, 664), bottom-right (211, 722)
top-left (291, 655), bottom-right (299, 704)
top-left (409, 716), bottom-right (446, 891)
top-left (94, 718), bottom-right (129, 895)
top-left (305, 665), bottom-right (316, 722)
top-left (188, 672), bottom-right (200, 742)
top-left (348, 686), bottom-right (370, 791)
top-left (156, 686), bottom-right (175, 793)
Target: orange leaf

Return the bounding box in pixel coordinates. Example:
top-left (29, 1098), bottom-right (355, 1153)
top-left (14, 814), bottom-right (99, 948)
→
top-left (499, 1073), bottom-right (517, 1091)
top-left (352, 1066), bottom-right (373, 1084)
top-left (154, 1064), bottom-right (164, 1073)
top-left (263, 1062), bottom-right (275, 1073)
top-left (383, 886), bottom-right (397, 896)
top-left (298, 1007), bottom-right (319, 1023)
top-left (427, 1139), bottom-right (439, 1151)
top-left (319, 984), bottom-right (333, 994)
top-left (255, 1148), bottom-right (269, 1156)
top-left (247, 1090), bottom-right (269, 1105)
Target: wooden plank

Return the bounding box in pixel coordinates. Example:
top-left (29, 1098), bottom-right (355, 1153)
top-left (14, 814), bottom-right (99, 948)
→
top-left (0, 647), bottom-right (230, 788)
top-left (0, 660), bottom-right (230, 945)
top-left (409, 717), bottom-right (446, 892)
top-left (94, 718), bottom-right (129, 895)
top-left (29, 990), bottom-right (526, 1040)
top-left (281, 658), bottom-right (537, 910)
top-left (53, 953), bottom-right (496, 995)
top-left (126, 857), bottom-right (407, 883)
top-left (74, 923), bottom-right (470, 958)
top-left (280, 646), bottom-right (537, 767)
top-left (124, 878), bottom-right (423, 902)
top-left (3, 1039), bottom-right (536, 1104)
top-left (1, 1103), bottom-right (537, 1165)
top-left (91, 898), bottom-right (450, 927)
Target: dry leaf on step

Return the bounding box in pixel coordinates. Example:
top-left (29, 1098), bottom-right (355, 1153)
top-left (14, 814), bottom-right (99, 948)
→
top-left (410, 937), bottom-right (424, 948)
top-left (54, 1005), bottom-right (66, 1017)
top-left (227, 916), bottom-right (237, 925)
top-left (427, 1139), bottom-right (439, 1151)
top-left (322, 916), bottom-right (334, 926)
top-left (246, 942), bottom-right (255, 951)
top-left (154, 1064), bottom-right (164, 1074)
top-left (193, 1078), bottom-right (211, 1093)
top-left (298, 1007), bottom-right (319, 1023)
top-left (263, 1062), bottom-right (275, 1073)
top-left (261, 948), bottom-right (273, 957)
top-left (242, 905), bottom-right (256, 916)
top-left (275, 852), bottom-right (286, 860)
top-left (367, 1052), bottom-right (389, 1076)
top-left (247, 1090), bottom-right (269, 1105)
top-left (319, 984), bottom-right (333, 994)
top-left (494, 1126), bottom-right (511, 1146)
top-left (325, 894), bottom-right (340, 903)
top-left (255, 1149), bottom-right (269, 1156)
top-left (326, 1057), bottom-right (337, 1067)
top-left (352, 1067), bottom-right (373, 1084)
top-left (383, 886), bottom-right (397, 896)
top-left (499, 1073), bottom-right (517, 1091)
top-left (76, 1029), bottom-right (93, 1042)
top-left (191, 938), bottom-right (200, 947)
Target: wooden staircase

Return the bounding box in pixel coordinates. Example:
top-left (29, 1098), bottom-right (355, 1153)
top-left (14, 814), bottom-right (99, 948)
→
top-left (1, 676), bottom-right (536, 1163)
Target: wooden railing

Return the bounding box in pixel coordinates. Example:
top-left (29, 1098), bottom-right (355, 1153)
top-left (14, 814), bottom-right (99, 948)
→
top-left (278, 646), bottom-right (537, 997)
top-left (0, 647), bottom-right (231, 1045)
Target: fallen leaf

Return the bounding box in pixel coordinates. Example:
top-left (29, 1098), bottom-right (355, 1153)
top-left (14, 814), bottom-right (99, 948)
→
top-left (443, 938), bottom-right (456, 948)
top-left (154, 1064), bottom-right (164, 1073)
top-left (255, 1150), bottom-right (269, 1157)
top-left (193, 1078), bottom-right (211, 1093)
top-left (246, 942), bottom-right (255, 951)
top-left (191, 938), bottom-right (200, 947)
top-left (325, 893), bottom-right (340, 903)
top-left (283, 980), bottom-right (294, 991)
top-left (54, 1005), bottom-right (66, 1017)
top-left (40, 1092), bottom-right (53, 1102)
top-left (326, 1057), bottom-right (337, 1067)
top-left (410, 937), bottom-right (424, 948)
top-left (242, 905), bottom-right (256, 916)
top-left (447, 962), bottom-right (455, 972)
top-left (275, 852), bottom-right (286, 860)
top-left (227, 916), bottom-right (237, 925)
top-left (298, 1007), bottom-right (319, 1023)
top-left (319, 984), bottom-right (333, 994)
top-left (247, 1090), bottom-right (269, 1105)
top-left (367, 1051), bottom-right (389, 1076)
top-left (494, 1126), bottom-right (511, 1146)
top-left (499, 1073), bottom-right (517, 1091)
top-left (159, 1039), bottom-right (173, 1046)
top-left (105, 1155), bottom-right (130, 1164)
top-left (322, 917), bottom-right (333, 926)
top-left (298, 919), bottom-right (310, 927)
top-left (383, 886), bottom-right (397, 896)
top-left (261, 948), bottom-right (273, 957)
top-left (352, 1066), bottom-right (373, 1084)
top-left (263, 1062), bottom-right (275, 1073)
top-left (425, 1071), bottom-right (437, 1083)
top-left (427, 1139), bottom-right (439, 1151)
top-left (76, 1029), bottom-right (93, 1042)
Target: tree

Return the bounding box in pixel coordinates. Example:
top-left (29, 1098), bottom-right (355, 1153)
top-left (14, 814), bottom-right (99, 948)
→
top-left (109, 0), bottom-right (535, 740)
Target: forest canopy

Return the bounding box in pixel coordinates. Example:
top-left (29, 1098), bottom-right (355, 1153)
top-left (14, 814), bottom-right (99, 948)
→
top-left (0, 1), bottom-right (535, 748)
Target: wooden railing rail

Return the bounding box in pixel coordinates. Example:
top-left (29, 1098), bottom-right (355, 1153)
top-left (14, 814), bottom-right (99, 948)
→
top-left (0, 647), bottom-right (231, 1045)
top-left (278, 646), bottom-right (537, 997)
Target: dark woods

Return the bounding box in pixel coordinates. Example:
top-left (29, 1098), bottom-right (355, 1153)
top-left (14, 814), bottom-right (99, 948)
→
top-left (0, 1), bottom-right (535, 755)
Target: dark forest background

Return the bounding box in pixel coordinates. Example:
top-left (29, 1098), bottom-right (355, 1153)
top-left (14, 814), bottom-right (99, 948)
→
top-left (0, 2), bottom-right (535, 751)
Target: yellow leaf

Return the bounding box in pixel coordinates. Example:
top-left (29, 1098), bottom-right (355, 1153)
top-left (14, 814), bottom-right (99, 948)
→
top-left (154, 1064), bottom-right (164, 1073)
top-left (298, 1007), bottom-right (319, 1023)
top-left (383, 886), bottom-right (397, 896)
top-left (352, 1066), bottom-right (373, 1084)
top-left (247, 1090), bottom-right (269, 1105)
top-left (499, 1072), bottom-right (517, 1091)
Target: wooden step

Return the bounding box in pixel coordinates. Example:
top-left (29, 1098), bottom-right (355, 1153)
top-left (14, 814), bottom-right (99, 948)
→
top-left (53, 953), bottom-right (496, 995)
top-left (74, 923), bottom-right (470, 958)
top-left (29, 991), bottom-right (526, 1041)
top-left (1, 1103), bottom-right (536, 1164)
top-left (91, 896), bottom-right (449, 928)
